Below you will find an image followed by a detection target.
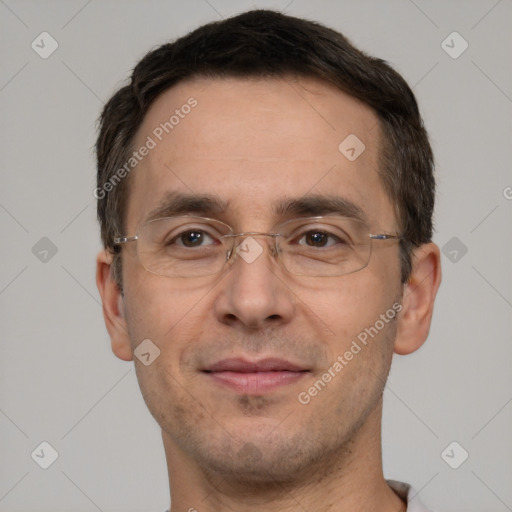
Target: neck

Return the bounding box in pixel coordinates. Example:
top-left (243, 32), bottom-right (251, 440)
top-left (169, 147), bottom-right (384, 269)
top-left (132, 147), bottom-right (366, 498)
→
top-left (162, 399), bottom-right (406, 512)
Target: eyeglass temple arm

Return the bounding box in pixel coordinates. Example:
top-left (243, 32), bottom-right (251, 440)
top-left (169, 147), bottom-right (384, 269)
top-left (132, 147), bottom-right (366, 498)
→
top-left (369, 234), bottom-right (401, 240)
top-left (113, 232), bottom-right (400, 245)
top-left (223, 232), bottom-right (401, 240)
top-left (113, 235), bottom-right (139, 244)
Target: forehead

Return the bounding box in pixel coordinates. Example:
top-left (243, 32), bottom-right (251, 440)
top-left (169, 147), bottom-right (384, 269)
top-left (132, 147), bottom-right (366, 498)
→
top-left (126, 76), bottom-right (395, 231)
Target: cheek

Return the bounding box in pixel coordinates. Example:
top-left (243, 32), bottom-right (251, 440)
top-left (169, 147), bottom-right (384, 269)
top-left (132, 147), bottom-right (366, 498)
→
top-left (305, 297), bottom-right (399, 411)
top-left (132, 350), bottom-right (205, 440)
top-left (122, 269), bottom-right (213, 352)
top-left (296, 267), bottom-right (401, 349)
top-left (122, 277), bottom-right (213, 426)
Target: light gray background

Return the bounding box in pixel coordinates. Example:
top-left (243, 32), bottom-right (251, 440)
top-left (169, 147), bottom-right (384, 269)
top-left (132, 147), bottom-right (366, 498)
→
top-left (1, 1), bottom-right (511, 511)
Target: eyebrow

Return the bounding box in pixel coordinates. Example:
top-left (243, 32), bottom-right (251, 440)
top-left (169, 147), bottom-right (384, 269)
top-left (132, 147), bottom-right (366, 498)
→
top-left (145, 191), bottom-right (228, 222)
top-left (145, 191), bottom-right (368, 226)
top-left (273, 195), bottom-right (368, 224)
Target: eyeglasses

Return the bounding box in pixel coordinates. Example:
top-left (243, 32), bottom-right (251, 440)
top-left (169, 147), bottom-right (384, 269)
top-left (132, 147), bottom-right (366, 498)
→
top-left (113, 215), bottom-right (401, 278)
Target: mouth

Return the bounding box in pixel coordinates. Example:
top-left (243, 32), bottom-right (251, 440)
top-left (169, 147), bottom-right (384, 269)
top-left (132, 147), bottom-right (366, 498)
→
top-left (202, 358), bottom-right (310, 394)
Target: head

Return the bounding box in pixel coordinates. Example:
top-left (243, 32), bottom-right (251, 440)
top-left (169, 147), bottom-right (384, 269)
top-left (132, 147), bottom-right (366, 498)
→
top-left (96, 10), bottom-right (441, 485)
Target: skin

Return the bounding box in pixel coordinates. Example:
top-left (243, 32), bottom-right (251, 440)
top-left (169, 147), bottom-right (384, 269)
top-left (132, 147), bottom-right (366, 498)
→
top-left (97, 76), bottom-right (441, 512)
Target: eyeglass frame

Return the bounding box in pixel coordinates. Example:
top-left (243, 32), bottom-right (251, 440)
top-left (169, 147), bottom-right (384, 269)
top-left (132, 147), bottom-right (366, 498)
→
top-left (113, 214), bottom-right (402, 278)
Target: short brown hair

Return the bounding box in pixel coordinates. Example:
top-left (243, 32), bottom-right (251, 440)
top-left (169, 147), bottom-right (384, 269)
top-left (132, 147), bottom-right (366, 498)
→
top-left (96, 9), bottom-right (435, 287)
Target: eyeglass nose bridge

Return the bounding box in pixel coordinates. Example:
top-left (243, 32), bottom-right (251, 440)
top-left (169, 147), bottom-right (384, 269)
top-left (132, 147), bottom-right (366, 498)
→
top-left (223, 231), bottom-right (285, 263)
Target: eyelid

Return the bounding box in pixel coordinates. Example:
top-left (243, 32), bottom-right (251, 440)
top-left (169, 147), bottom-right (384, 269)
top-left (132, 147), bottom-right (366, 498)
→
top-left (148, 219), bottom-right (227, 247)
top-left (156, 218), bottom-right (230, 233)
top-left (171, 231), bottom-right (216, 248)
top-left (170, 223), bottom-right (226, 241)
top-left (283, 218), bottom-right (354, 236)
top-left (279, 215), bottom-right (365, 228)
top-left (290, 229), bottom-right (349, 247)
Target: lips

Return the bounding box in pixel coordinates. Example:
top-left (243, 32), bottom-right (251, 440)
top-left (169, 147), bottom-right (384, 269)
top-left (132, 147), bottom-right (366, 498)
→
top-left (202, 358), bottom-right (309, 394)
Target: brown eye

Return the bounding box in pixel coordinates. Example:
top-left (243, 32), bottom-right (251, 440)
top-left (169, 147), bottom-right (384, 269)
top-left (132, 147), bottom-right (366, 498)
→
top-left (305, 231), bottom-right (330, 247)
top-left (297, 230), bottom-right (345, 248)
top-left (180, 231), bottom-right (206, 247)
top-left (167, 229), bottom-right (217, 248)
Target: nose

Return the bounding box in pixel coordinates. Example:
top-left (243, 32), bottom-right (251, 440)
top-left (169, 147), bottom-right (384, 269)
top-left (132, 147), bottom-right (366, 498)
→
top-left (213, 235), bottom-right (295, 330)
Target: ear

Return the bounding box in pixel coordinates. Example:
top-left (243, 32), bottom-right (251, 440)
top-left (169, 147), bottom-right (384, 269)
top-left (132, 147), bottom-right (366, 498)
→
top-left (394, 242), bottom-right (442, 355)
top-left (96, 250), bottom-right (133, 361)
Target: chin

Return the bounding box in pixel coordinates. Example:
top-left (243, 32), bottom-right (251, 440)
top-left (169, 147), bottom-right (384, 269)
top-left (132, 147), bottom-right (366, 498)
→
top-left (191, 428), bottom-right (337, 487)
top-left (204, 451), bottom-right (307, 486)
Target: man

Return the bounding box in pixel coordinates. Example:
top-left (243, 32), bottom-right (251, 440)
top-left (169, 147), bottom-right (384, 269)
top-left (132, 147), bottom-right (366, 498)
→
top-left (95, 9), bottom-right (441, 512)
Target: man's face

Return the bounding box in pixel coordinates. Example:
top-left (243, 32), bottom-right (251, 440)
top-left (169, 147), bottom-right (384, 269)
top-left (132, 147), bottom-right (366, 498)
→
top-left (119, 77), bottom-right (403, 481)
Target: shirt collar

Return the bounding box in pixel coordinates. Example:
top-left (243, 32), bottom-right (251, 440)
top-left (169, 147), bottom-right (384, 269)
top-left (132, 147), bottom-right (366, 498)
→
top-left (387, 480), bottom-right (434, 512)
top-left (164, 480), bottom-right (434, 512)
